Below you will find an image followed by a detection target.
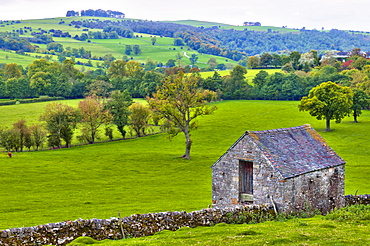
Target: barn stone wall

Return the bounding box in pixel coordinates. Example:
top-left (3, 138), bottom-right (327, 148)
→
top-left (0, 205), bottom-right (273, 246)
top-left (212, 135), bottom-right (345, 214)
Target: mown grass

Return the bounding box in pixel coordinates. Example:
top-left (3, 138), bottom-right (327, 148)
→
top-left (0, 100), bottom-right (369, 230)
top-left (68, 212), bottom-right (370, 245)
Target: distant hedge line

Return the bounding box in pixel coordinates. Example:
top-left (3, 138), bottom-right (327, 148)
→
top-left (0, 97), bottom-right (65, 106)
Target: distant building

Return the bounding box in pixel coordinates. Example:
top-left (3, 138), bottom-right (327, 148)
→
top-left (243, 22), bottom-right (261, 26)
top-left (212, 124), bottom-right (345, 214)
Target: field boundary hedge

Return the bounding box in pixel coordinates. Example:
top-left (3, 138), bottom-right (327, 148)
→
top-left (0, 97), bottom-right (65, 106)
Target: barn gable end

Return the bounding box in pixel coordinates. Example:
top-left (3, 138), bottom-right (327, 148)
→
top-left (212, 124), bottom-right (345, 213)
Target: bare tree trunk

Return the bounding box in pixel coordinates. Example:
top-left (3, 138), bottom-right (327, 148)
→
top-left (182, 130), bottom-right (192, 159)
top-left (325, 118), bottom-right (331, 131)
top-left (353, 112), bottom-right (358, 123)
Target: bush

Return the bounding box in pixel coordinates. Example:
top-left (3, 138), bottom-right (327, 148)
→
top-left (325, 204), bottom-right (370, 222)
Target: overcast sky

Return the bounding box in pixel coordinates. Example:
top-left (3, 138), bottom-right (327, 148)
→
top-left (0, 0), bottom-right (369, 32)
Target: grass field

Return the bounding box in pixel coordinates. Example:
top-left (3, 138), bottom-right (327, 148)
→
top-left (200, 68), bottom-right (282, 81)
top-left (0, 100), bottom-right (369, 231)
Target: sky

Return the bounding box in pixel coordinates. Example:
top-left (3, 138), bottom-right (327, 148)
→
top-left (0, 0), bottom-right (369, 32)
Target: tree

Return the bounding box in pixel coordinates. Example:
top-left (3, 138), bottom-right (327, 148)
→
top-left (12, 119), bottom-right (31, 152)
top-left (151, 37), bottom-right (157, 45)
top-left (174, 38), bottom-right (184, 46)
top-left (129, 102), bottom-right (151, 137)
top-left (252, 70), bottom-right (269, 88)
top-left (189, 54), bottom-right (198, 65)
top-left (133, 45), bottom-right (142, 55)
top-left (29, 124), bottom-right (47, 150)
top-left (222, 65), bottom-right (249, 99)
top-left (259, 53), bottom-right (273, 68)
top-left (147, 72), bottom-right (217, 159)
top-left (247, 56), bottom-right (259, 68)
top-left (4, 63), bottom-right (22, 79)
top-left (125, 45), bottom-right (132, 55)
top-left (78, 97), bottom-right (112, 143)
top-left (105, 90), bottom-right (133, 138)
top-left (351, 89), bottom-right (370, 122)
top-left (86, 80), bottom-right (113, 98)
top-left (207, 57), bottom-right (218, 70)
top-left (40, 102), bottom-right (80, 148)
top-left (298, 81), bottom-right (353, 131)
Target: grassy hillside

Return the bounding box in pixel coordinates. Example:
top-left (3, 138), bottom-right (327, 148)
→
top-left (0, 17), bottom-right (238, 68)
top-left (166, 20), bottom-right (300, 33)
top-left (1, 100), bottom-right (369, 230)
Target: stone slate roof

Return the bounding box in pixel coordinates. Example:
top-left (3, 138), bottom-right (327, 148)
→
top-left (247, 124), bottom-right (345, 179)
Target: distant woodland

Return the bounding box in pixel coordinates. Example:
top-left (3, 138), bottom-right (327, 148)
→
top-left (62, 15), bottom-right (370, 59)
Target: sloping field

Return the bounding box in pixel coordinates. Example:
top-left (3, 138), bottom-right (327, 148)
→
top-left (0, 100), bottom-right (369, 230)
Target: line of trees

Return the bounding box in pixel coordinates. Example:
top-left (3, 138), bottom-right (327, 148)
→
top-left (0, 92), bottom-right (133, 151)
top-left (0, 72), bottom-right (217, 159)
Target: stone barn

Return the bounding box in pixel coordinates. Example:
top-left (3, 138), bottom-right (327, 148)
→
top-left (212, 124), bottom-right (345, 214)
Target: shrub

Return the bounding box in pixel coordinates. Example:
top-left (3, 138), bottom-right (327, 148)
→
top-left (325, 204), bottom-right (370, 222)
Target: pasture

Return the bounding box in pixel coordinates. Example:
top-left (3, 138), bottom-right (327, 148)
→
top-left (0, 100), bottom-right (369, 230)
top-left (200, 68), bottom-right (282, 81)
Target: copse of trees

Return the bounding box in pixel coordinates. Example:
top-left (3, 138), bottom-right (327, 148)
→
top-left (67, 9), bottom-right (125, 18)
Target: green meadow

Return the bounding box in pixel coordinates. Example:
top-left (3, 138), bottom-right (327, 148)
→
top-left (0, 100), bottom-right (369, 231)
top-left (200, 68), bottom-right (282, 81)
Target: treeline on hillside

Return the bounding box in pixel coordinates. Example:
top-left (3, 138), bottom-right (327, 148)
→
top-left (1, 48), bottom-right (370, 101)
top-left (66, 9), bottom-right (125, 18)
top-left (62, 18), bottom-right (370, 58)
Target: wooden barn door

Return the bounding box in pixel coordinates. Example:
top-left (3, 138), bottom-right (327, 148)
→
top-left (240, 160), bottom-right (253, 194)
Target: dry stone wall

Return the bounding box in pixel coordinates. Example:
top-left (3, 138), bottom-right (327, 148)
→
top-left (345, 194), bottom-right (370, 205)
top-left (0, 204), bottom-right (274, 246)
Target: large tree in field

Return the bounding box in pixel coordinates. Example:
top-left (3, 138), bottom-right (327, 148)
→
top-left (78, 97), bottom-right (113, 143)
top-left (40, 102), bottom-right (80, 147)
top-left (148, 72), bottom-right (217, 159)
top-left (298, 81), bottom-right (353, 131)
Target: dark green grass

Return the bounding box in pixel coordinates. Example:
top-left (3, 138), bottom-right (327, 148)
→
top-left (0, 100), bottom-right (369, 230)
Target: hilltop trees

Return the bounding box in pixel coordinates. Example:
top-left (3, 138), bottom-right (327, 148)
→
top-left (148, 72), bottom-right (217, 159)
top-left (298, 81), bottom-right (353, 131)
